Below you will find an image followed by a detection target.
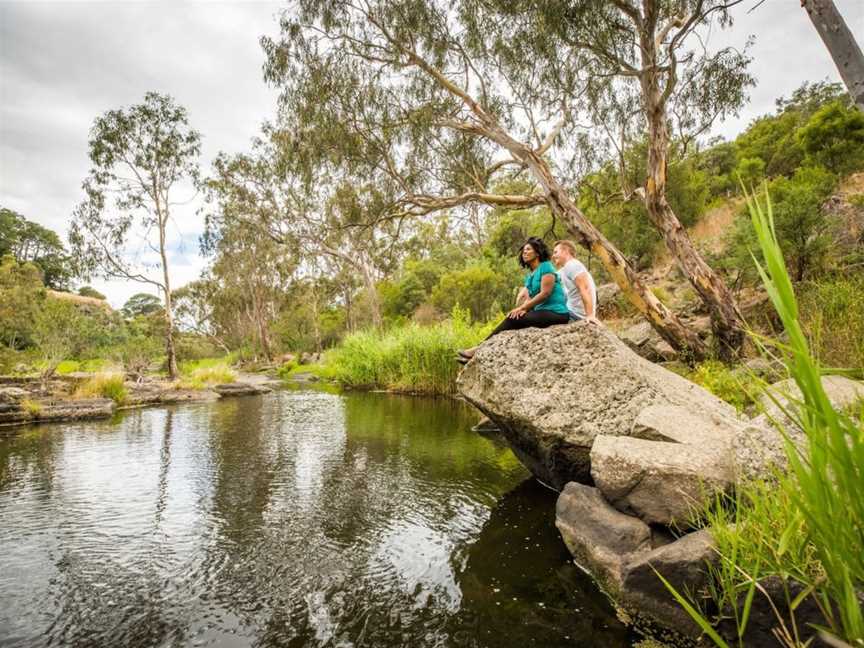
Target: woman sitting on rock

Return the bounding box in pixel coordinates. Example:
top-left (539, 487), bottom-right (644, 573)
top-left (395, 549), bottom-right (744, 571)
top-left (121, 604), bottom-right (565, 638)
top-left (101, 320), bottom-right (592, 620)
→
top-left (458, 237), bottom-right (570, 363)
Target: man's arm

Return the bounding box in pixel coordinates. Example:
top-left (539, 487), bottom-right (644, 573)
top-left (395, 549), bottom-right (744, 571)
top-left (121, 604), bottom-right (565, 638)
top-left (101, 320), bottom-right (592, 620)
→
top-left (575, 273), bottom-right (599, 322)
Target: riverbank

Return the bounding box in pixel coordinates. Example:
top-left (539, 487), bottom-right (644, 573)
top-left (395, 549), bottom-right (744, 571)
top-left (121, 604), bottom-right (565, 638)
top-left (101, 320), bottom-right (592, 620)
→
top-left (0, 371), bottom-right (281, 428)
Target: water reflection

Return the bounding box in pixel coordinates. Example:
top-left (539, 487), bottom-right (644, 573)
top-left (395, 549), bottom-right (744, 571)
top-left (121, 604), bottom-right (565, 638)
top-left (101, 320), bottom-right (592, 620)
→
top-left (0, 389), bottom-right (635, 647)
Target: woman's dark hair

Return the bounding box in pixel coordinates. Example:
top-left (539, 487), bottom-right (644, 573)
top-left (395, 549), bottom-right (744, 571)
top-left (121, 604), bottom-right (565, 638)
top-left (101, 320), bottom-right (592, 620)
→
top-left (518, 237), bottom-right (551, 269)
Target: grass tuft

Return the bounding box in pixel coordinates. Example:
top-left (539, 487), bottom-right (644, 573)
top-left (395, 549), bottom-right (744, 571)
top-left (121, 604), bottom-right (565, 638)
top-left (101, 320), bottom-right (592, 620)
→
top-left (74, 373), bottom-right (128, 405)
top-left (21, 398), bottom-right (42, 417)
top-left (176, 358), bottom-right (236, 390)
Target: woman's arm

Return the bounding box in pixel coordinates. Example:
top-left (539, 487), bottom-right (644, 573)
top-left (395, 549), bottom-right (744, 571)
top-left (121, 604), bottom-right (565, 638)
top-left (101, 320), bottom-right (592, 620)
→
top-left (515, 287), bottom-right (529, 306)
top-left (508, 274), bottom-right (554, 318)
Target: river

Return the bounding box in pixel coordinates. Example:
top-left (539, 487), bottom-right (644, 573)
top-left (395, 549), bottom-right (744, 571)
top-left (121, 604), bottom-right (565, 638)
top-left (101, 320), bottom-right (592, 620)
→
top-left (0, 388), bottom-right (635, 647)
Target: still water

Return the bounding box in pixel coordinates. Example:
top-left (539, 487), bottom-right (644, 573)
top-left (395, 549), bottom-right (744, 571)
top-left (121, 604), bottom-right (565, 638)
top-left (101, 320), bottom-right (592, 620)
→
top-left (0, 389), bottom-right (635, 648)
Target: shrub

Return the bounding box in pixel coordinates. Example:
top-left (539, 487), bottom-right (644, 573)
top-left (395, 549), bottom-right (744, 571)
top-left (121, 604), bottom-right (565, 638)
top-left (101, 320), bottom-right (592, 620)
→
top-left (797, 100), bottom-right (864, 175)
top-left (177, 358), bottom-right (236, 389)
top-left (798, 275), bottom-right (864, 372)
top-left (21, 398), bottom-right (42, 417)
top-left (688, 360), bottom-right (760, 413)
top-left (55, 360), bottom-right (81, 375)
top-left (74, 373), bottom-right (128, 405)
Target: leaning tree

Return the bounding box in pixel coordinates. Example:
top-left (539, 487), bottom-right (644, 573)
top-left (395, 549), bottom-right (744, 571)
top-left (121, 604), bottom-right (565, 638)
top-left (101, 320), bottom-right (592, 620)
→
top-left (261, 0), bottom-right (711, 357)
top-left (461, 0), bottom-right (755, 355)
top-left (70, 92), bottom-right (200, 379)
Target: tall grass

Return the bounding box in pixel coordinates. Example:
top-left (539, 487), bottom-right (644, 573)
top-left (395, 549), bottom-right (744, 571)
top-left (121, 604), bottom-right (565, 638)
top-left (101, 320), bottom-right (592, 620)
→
top-left (177, 357), bottom-right (236, 390)
top-left (665, 186), bottom-right (864, 646)
top-left (798, 275), bottom-right (864, 373)
top-left (74, 373), bottom-right (128, 405)
top-left (326, 310), bottom-right (493, 396)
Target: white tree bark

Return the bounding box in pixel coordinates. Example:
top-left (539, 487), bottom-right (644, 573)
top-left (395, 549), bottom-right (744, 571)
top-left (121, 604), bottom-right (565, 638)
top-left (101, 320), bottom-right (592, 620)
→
top-left (802, 0), bottom-right (864, 111)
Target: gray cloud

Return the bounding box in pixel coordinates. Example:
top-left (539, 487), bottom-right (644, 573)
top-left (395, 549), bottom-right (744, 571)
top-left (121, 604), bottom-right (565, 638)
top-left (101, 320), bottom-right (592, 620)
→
top-left (1, 0), bottom-right (862, 306)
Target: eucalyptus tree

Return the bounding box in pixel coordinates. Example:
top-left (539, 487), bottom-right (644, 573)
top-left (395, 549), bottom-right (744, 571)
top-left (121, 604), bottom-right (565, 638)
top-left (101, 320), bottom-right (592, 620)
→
top-left (204, 128), bottom-right (411, 329)
top-left (199, 210), bottom-right (297, 360)
top-left (262, 0), bottom-right (709, 356)
top-left (801, 0), bottom-right (864, 112)
top-left (70, 92), bottom-right (201, 379)
top-left (462, 0), bottom-right (755, 354)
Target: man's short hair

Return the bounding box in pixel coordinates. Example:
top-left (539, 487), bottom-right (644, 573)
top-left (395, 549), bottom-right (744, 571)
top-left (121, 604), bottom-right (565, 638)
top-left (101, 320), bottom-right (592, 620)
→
top-left (554, 240), bottom-right (578, 256)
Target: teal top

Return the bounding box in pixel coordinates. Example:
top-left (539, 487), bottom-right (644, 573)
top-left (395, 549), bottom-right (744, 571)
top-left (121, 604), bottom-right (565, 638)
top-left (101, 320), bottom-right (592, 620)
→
top-left (523, 261), bottom-right (569, 314)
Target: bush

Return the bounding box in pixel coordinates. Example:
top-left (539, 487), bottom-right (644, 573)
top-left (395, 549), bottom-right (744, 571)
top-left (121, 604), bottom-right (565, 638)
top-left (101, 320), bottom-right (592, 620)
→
top-left (722, 166), bottom-right (837, 283)
top-left (431, 263), bottom-right (513, 323)
top-left (797, 100), bottom-right (864, 175)
top-left (325, 309), bottom-right (493, 395)
top-left (798, 274), bottom-right (864, 372)
top-left (688, 360), bottom-right (760, 413)
top-left (21, 398), bottom-right (42, 417)
top-left (74, 373), bottom-right (128, 405)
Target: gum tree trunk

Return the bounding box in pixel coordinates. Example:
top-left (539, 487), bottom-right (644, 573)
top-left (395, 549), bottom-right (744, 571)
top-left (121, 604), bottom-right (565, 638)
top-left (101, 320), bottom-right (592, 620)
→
top-left (802, 0), bottom-right (864, 111)
top-left (635, 5), bottom-right (746, 359)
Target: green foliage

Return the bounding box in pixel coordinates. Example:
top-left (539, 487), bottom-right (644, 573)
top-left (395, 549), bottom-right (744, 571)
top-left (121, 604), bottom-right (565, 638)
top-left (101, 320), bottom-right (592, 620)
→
top-left (0, 207), bottom-right (72, 289)
top-left (31, 299), bottom-right (93, 378)
top-left (724, 166), bottom-right (838, 282)
top-left (326, 312), bottom-right (492, 396)
top-left (798, 275), bottom-right (864, 371)
top-left (122, 293), bottom-right (162, 318)
top-left (431, 263), bottom-right (513, 323)
top-left (21, 398), bottom-right (42, 417)
top-left (77, 286), bottom-right (106, 300)
top-left (0, 255), bottom-right (45, 349)
top-left (177, 358), bottom-right (236, 390)
top-left (688, 360), bottom-right (759, 412)
top-left (74, 373), bottom-right (128, 405)
top-left (733, 157), bottom-right (765, 189)
top-left (668, 186), bottom-right (864, 646)
top-left (797, 100), bottom-right (864, 175)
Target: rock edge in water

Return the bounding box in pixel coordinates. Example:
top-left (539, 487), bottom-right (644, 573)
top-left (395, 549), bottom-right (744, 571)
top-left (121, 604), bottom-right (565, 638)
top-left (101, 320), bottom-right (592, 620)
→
top-left (0, 376), bottom-right (276, 428)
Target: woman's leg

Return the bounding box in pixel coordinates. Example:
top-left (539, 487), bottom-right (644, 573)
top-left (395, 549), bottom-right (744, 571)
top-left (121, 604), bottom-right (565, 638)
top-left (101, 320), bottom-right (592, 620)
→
top-left (484, 309), bottom-right (569, 340)
top-left (460, 310), bottom-right (569, 360)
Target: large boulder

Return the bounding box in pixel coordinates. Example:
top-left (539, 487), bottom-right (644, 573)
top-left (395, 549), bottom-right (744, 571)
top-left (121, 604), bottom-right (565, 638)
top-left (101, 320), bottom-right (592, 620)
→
top-left (591, 435), bottom-right (734, 526)
top-left (457, 322), bottom-right (740, 489)
top-left (555, 482), bottom-right (652, 589)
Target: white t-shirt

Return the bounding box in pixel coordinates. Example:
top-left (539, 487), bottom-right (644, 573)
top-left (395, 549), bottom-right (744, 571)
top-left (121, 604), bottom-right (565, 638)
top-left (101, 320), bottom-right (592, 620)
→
top-left (558, 258), bottom-right (597, 319)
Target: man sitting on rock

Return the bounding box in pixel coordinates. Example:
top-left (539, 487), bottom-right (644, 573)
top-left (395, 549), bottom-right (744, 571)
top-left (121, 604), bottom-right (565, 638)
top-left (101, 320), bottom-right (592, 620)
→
top-left (551, 240), bottom-right (599, 324)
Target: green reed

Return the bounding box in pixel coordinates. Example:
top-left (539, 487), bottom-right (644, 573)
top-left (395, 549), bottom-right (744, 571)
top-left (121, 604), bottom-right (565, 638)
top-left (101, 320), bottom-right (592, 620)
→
top-left (662, 185), bottom-right (864, 647)
top-left (325, 310), bottom-right (493, 396)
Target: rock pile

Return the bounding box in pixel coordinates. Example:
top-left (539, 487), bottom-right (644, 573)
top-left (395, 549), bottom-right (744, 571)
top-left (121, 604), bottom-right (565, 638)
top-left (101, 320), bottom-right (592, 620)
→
top-left (457, 321), bottom-right (864, 639)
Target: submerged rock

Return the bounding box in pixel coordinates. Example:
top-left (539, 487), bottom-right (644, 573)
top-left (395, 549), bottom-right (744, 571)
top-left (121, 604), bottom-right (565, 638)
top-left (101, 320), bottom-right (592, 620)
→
top-left (457, 322), bottom-right (739, 489)
top-left (556, 483), bottom-right (717, 638)
top-left (213, 382), bottom-right (271, 397)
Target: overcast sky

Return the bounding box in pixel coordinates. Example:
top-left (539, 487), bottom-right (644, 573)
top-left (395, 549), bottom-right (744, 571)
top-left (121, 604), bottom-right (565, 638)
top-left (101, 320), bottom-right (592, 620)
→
top-left (1, 0), bottom-right (862, 307)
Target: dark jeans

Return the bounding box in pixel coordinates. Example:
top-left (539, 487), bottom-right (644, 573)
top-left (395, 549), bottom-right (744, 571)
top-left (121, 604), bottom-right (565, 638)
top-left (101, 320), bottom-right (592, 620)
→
top-left (485, 309), bottom-right (569, 340)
